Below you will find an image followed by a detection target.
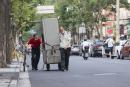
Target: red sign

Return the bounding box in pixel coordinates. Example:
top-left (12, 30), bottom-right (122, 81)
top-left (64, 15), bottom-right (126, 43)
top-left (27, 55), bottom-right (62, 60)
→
top-left (107, 29), bottom-right (113, 34)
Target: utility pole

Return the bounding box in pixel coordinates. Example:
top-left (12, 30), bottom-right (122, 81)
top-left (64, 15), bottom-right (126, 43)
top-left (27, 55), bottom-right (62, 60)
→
top-left (116, 0), bottom-right (120, 41)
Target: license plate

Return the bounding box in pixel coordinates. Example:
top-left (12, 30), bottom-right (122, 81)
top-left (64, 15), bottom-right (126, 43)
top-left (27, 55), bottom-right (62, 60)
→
top-left (85, 53), bottom-right (88, 57)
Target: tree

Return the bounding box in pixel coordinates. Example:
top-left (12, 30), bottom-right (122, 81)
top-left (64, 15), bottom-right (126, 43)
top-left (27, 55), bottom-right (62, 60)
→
top-left (0, 0), bottom-right (10, 67)
top-left (11, 0), bottom-right (36, 33)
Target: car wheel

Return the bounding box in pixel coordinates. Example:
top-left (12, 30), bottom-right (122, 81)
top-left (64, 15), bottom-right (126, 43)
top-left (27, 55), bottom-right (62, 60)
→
top-left (128, 52), bottom-right (130, 59)
top-left (120, 51), bottom-right (124, 60)
top-left (46, 64), bottom-right (50, 71)
top-left (89, 53), bottom-right (92, 57)
top-left (79, 53), bottom-right (82, 56)
top-left (120, 54), bottom-right (124, 59)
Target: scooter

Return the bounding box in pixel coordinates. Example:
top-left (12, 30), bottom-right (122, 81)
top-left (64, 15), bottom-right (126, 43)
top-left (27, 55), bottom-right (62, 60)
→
top-left (83, 46), bottom-right (89, 60)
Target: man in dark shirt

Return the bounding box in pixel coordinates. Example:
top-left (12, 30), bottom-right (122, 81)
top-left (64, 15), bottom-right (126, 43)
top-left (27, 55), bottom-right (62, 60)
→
top-left (28, 34), bottom-right (42, 70)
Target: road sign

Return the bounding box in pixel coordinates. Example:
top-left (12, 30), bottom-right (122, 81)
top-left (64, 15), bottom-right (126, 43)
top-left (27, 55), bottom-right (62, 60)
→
top-left (36, 5), bottom-right (54, 14)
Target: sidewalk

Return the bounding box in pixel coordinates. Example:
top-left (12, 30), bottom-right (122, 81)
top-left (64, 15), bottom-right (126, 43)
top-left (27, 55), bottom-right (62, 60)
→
top-left (0, 61), bottom-right (20, 87)
top-left (0, 58), bottom-right (31, 87)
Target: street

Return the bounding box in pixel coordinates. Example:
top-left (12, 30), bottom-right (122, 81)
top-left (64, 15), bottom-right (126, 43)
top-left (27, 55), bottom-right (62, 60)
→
top-left (26, 54), bottom-right (130, 87)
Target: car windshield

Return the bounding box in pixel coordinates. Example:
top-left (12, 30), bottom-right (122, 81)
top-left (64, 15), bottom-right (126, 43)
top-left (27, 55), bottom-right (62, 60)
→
top-left (95, 41), bottom-right (103, 45)
top-left (87, 40), bottom-right (94, 44)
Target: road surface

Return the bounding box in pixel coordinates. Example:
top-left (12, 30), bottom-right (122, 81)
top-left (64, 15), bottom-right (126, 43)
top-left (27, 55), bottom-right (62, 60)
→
top-left (26, 54), bottom-right (130, 87)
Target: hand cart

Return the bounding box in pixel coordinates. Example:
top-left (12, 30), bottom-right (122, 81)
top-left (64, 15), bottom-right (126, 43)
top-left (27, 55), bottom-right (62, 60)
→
top-left (42, 18), bottom-right (61, 71)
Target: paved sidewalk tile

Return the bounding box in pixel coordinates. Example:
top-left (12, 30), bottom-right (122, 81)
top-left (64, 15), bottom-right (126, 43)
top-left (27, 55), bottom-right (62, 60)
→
top-left (0, 79), bottom-right (10, 87)
top-left (0, 61), bottom-right (20, 87)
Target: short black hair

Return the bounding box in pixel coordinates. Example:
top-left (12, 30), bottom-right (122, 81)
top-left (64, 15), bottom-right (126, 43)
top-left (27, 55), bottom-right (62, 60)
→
top-left (33, 34), bottom-right (36, 37)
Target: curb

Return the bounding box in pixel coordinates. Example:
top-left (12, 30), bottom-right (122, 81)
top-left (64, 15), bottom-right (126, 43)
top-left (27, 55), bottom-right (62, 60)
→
top-left (17, 62), bottom-right (31, 87)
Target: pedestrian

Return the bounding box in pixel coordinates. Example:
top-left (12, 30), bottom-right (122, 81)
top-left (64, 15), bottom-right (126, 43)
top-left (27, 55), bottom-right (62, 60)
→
top-left (119, 35), bottom-right (127, 46)
top-left (59, 26), bottom-right (71, 71)
top-left (28, 34), bottom-right (42, 70)
top-left (105, 36), bottom-right (114, 58)
top-left (18, 31), bottom-right (23, 44)
top-left (81, 39), bottom-right (90, 60)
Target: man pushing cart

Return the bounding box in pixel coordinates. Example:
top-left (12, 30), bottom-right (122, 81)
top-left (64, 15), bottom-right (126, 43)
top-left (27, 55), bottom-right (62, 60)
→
top-left (42, 18), bottom-right (71, 71)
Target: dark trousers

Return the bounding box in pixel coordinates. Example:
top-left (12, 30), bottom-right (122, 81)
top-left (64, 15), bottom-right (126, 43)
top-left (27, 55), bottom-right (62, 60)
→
top-left (60, 47), bottom-right (71, 70)
top-left (109, 47), bottom-right (113, 54)
top-left (31, 47), bottom-right (40, 69)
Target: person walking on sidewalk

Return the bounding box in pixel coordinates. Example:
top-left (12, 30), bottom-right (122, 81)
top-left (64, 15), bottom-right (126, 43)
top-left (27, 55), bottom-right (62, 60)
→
top-left (59, 26), bottom-right (71, 71)
top-left (28, 34), bottom-right (42, 70)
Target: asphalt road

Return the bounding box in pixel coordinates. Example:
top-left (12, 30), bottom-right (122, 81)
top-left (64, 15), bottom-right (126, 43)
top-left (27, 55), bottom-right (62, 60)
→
top-left (26, 54), bottom-right (130, 87)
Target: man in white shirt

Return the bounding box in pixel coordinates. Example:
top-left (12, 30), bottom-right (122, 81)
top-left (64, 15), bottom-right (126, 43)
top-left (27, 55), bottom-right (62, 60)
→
top-left (105, 36), bottom-right (114, 58)
top-left (59, 26), bottom-right (71, 71)
top-left (81, 39), bottom-right (90, 51)
top-left (81, 39), bottom-right (90, 59)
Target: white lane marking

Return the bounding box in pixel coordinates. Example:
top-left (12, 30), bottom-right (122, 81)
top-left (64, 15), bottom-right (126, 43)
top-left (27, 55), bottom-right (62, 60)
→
top-left (94, 73), bottom-right (117, 76)
top-left (19, 68), bottom-right (31, 87)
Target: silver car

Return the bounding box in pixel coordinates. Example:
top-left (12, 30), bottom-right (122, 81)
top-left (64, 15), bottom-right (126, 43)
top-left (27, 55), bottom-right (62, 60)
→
top-left (70, 45), bottom-right (82, 55)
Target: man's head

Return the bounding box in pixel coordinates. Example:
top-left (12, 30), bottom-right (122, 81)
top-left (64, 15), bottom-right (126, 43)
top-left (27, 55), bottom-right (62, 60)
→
top-left (59, 26), bottom-right (65, 34)
top-left (120, 35), bottom-right (125, 40)
top-left (33, 34), bottom-right (38, 39)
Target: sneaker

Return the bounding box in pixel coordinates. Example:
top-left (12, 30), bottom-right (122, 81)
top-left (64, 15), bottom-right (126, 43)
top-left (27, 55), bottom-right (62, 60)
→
top-left (65, 67), bottom-right (68, 71)
top-left (35, 68), bottom-right (38, 70)
top-left (61, 68), bottom-right (65, 71)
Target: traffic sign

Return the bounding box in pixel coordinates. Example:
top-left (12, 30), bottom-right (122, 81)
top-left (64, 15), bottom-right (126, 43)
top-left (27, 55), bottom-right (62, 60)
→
top-left (36, 5), bottom-right (54, 14)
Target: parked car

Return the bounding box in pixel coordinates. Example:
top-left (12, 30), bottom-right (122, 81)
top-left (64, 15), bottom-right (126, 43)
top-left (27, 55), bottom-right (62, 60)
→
top-left (115, 40), bottom-right (130, 59)
top-left (70, 45), bottom-right (81, 55)
top-left (91, 40), bottom-right (104, 57)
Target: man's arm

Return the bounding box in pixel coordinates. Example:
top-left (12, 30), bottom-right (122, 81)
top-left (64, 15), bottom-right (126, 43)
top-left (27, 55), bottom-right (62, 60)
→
top-left (105, 39), bottom-right (108, 44)
top-left (28, 38), bottom-right (32, 45)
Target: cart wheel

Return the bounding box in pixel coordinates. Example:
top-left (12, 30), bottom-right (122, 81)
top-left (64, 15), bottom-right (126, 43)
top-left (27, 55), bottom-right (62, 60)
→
top-left (46, 64), bottom-right (50, 71)
top-left (58, 63), bottom-right (61, 70)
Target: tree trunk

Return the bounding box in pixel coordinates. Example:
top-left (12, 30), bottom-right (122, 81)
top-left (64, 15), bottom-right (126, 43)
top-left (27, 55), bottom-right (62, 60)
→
top-left (5, 0), bottom-right (12, 64)
top-left (95, 23), bottom-right (100, 39)
top-left (0, 0), bottom-right (8, 67)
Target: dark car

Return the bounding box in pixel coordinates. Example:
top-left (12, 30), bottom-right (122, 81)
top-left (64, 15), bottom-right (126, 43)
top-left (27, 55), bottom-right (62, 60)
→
top-left (92, 40), bottom-right (104, 57)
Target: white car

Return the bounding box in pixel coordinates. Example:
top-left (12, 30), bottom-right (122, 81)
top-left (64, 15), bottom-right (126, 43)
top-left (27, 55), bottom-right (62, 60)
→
top-left (70, 45), bottom-right (81, 55)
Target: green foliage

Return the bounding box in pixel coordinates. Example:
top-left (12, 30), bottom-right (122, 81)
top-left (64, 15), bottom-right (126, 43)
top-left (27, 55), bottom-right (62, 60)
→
top-left (22, 32), bottom-right (31, 42)
top-left (11, 0), bottom-right (36, 32)
top-left (11, 0), bottom-right (130, 36)
top-left (54, 0), bottom-right (130, 38)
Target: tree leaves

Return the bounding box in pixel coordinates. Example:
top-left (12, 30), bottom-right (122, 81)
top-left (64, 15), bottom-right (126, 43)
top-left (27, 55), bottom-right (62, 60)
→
top-left (11, 0), bottom-right (36, 32)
